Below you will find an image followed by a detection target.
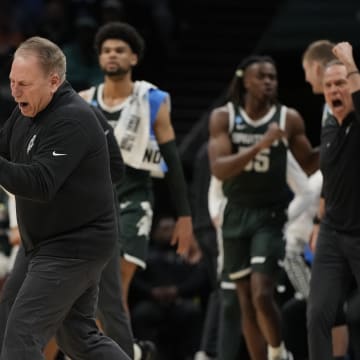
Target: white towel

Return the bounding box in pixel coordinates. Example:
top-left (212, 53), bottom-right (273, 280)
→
top-left (113, 80), bottom-right (167, 177)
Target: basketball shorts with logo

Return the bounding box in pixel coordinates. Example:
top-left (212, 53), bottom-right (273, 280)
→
top-left (221, 202), bottom-right (287, 280)
top-left (118, 200), bottom-right (153, 269)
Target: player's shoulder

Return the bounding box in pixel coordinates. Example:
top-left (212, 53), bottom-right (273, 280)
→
top-left (285, 106), bottom-right (302, 119)
top-left (209, 105), bottom-right (231, 134)
top-left (285, 106), bottom-right (305, 131)
top-left (210, 104), bottom-right (229, 118)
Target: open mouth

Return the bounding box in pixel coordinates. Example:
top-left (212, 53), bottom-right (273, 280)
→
top-left (19, 102), bottom-right (29, 109)
top-left (332, 99), bottom-right (343, 108)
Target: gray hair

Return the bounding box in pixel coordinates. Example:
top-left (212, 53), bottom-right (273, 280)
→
top-left (14, 36), bottom-right (66, 81)
top-left (324, 59), bottom-right (344, 70)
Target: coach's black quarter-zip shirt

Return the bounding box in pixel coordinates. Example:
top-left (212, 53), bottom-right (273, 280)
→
top-left (320, 90), bottom-right (360, 235)
top-left (0, 81), bottom-right (117, 259)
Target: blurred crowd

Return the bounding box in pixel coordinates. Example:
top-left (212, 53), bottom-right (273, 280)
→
top-left (0, 0), bottom-right (187, 124)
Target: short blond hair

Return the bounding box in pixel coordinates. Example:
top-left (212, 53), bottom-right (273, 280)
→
top-left (15, 36), bottom-right (66, 81)
top-left (302, 40), bottom-right (336, 66)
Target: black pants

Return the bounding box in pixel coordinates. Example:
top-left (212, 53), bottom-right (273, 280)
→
top-left (308, 223), bottom-right (360, 360)
top-left (345, 286), bottom-right (360, 359)
top-left (0, 247), bottom-right (131, 360)
top-left (97, 245), bottom-right (134, 358)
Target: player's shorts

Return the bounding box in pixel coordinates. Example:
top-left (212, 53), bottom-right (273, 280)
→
top-left (118, 200), bottom-right (153, 269)
top-left (221, 202), bottom-right (287, 280)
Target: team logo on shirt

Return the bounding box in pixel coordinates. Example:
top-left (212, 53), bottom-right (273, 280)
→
top-left (235, 115), bottom-right (246, 130)
top-left (235, 114), bottom-right (243, 124)
top-left (26, 134), bottom-right (37, 154)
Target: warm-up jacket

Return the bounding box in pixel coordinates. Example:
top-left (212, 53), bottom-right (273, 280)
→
top-left (91, 105), bottom-right (124, 185)
top-left (0, 81), bottom-right (117, 260)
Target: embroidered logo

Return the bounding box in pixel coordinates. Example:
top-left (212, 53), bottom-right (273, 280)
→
top-left (235, 115), bottom-right (244, 125)
top-left (345, 123), bottom-right (352, 135)
top-left (26, 134), bottom-right (37, 154)
top-left (52, 151), bottom-right (67, 157)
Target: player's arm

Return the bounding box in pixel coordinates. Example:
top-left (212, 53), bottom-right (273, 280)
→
top-left (333, 42), bottom-right (360, 122)
top-left (153, 101), bottom-right (195, 257)
top-left (333, 42), bottom-right (360, 93)
top-left (286, 108), bottom-right (319, 175)
top-left (208, 106), bottom-right (285, 181)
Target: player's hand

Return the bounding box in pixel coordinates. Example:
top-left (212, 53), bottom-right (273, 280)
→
top-left (185, 236), bottom-right (202, 264)
top-left (260, 123), bottom-right (285, 149)
top-left (171, 216), bottom-right (193, 256)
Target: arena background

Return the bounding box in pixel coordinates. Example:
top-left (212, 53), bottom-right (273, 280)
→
top-left (0, 0), bottom-right (359, 213)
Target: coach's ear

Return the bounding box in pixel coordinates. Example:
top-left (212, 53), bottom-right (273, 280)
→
top-left (49, 72), bottom-right (62, 93)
